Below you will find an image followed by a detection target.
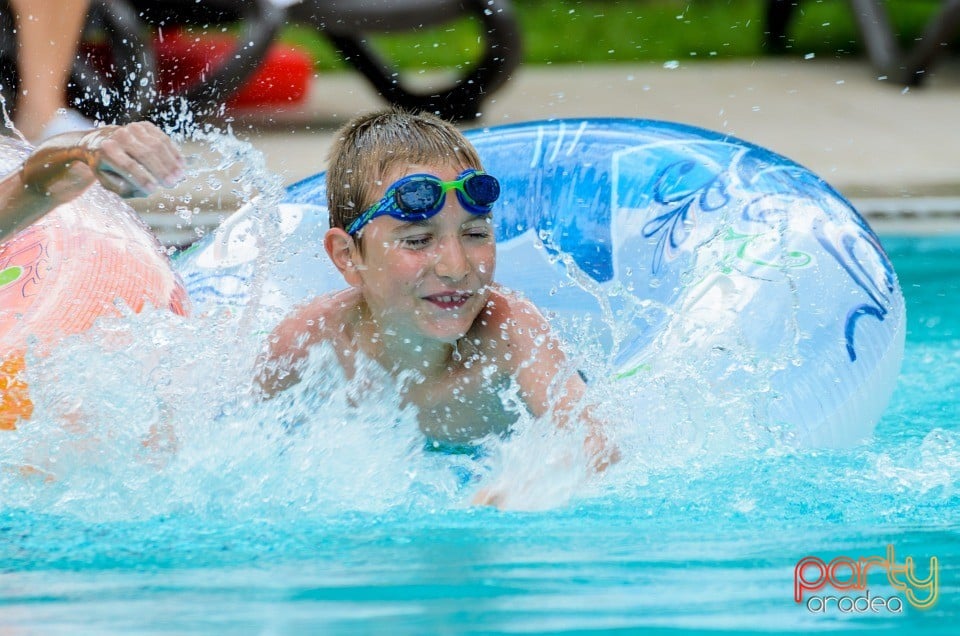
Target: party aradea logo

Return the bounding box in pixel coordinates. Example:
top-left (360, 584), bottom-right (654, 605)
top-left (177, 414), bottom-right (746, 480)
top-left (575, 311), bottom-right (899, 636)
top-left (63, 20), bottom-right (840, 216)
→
top-left (794, 545), bottom-right (938, 614)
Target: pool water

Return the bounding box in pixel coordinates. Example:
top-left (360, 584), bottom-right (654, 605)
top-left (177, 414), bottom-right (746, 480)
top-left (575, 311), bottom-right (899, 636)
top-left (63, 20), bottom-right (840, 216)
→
top-left (0, 233), bottom-right (957, 634)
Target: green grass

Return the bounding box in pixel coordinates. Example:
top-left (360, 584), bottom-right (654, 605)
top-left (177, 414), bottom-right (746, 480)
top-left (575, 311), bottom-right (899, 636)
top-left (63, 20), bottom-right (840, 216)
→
top-left (278, 0), bottom-right (957, 70)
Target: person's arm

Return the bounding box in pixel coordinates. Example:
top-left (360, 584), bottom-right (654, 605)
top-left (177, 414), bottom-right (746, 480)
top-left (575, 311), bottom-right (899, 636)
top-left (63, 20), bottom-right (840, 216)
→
top-left (512, 299), bottom-right (619, 468)
top-left (0, 122), bottom-right (185, 241)
top-left (255, 298), bottom-right (332, 399)
top-left (489, 294), bottom-right (620, 462)
top-left (471, 295), bottom-right (620, 509)
top-left (256, 315), bottom-right (311, 399)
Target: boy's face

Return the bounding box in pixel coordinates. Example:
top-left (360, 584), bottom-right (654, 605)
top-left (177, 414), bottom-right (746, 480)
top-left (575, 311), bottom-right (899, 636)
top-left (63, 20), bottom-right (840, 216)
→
top-left (353, 163), bottom-right (496, 344)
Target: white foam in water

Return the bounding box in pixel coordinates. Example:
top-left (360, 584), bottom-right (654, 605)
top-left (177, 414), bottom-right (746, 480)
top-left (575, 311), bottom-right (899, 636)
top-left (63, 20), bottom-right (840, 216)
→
top-left (0, 306), bottom-right (462, 520)
top-left (0, 251), bottom-right (782, 519)
top-left (0, 202), bottom-right (797, 519)
top-left (864, 428), bottom-right (960, 495)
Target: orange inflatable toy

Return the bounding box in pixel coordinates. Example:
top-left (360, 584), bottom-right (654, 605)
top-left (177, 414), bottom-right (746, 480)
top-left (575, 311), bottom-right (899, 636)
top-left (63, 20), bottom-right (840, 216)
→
top-left (0, 140), bottom-right (189, 430)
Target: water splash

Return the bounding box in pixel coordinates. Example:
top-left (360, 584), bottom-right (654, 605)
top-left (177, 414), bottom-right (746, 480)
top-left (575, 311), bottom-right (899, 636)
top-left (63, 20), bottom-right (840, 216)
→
top-left (1, 122), bottom-right (957, 525)
top-left (0, 307), bottom-right (464, 521)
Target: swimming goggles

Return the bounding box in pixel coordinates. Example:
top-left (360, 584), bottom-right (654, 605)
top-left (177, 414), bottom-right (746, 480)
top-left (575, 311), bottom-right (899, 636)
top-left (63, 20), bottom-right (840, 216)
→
top-left (345, 169), bottom-right (500, 235)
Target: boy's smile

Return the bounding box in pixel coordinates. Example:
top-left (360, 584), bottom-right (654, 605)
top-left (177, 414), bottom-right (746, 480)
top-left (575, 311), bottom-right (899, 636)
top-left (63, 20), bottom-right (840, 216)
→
top-left (423, 291), bottom-right (475, 310)
top-left (352, 163), bottom-right (496, 348)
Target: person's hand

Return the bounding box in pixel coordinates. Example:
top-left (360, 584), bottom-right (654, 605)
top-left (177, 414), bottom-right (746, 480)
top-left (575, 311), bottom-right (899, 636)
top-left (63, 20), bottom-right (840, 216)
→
top-left (20, 121), bottom-right (185, 203)
top-left (471, 432), bottom-right (620, 510)
top-left (472, 486), bottom-right (505, 508)
top-left (584, 429), bottom-right (621, 473)
top-left (83, 122), bottom-right (186, 198)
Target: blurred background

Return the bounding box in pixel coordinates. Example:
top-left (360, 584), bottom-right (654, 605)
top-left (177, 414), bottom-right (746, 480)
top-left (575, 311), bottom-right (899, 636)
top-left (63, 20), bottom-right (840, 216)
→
top-left (284, 0), bottom-right (958, 70)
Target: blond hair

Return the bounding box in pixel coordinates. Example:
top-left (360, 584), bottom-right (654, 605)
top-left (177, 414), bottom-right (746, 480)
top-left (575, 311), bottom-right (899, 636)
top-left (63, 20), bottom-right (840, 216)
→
top-left (326, 108), bottom-right (483, 234)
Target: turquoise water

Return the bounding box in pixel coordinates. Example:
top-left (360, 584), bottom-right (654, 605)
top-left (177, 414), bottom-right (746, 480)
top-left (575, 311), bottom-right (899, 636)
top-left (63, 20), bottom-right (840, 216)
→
top-left (1, 234), bottom-right (957, 634)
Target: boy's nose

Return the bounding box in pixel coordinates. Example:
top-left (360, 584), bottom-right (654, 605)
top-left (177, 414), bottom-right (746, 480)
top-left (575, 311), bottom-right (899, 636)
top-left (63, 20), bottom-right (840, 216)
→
top-left (434, 236), bottom-right (470, 281)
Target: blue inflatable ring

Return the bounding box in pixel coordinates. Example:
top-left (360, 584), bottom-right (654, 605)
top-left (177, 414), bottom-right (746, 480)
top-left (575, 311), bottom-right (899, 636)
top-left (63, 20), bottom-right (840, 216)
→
top-left (176, 118), bottom-right (905, 448)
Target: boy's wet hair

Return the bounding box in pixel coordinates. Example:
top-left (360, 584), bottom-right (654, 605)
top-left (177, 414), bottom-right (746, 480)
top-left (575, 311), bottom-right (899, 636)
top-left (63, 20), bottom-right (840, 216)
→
top-left (326, 108), bottom-right (483, 237)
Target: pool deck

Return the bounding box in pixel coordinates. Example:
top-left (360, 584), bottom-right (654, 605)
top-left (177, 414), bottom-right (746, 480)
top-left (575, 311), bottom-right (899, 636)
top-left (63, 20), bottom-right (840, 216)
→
top-left (161, 57), bottom-right (960, 240)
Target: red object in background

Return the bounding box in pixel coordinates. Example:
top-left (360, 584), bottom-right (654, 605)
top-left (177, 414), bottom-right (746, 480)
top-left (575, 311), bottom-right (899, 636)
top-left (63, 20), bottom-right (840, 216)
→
top-left (153, 32), bottom-right (313, 108)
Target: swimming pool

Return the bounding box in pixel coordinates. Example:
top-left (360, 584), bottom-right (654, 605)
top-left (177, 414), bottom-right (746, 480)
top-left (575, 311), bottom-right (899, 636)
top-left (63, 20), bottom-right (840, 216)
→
top-left (0, 231), bottom-right (955, 633)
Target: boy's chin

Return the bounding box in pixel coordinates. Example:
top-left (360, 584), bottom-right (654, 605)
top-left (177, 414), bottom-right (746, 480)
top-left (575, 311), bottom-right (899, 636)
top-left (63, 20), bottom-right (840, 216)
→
top-left (422, 323), bottom-right (471, 344)
top-left (418, 315), bottom-right (475, 343)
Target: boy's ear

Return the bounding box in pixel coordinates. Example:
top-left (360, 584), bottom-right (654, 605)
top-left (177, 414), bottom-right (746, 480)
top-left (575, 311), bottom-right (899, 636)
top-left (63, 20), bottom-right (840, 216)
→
top-left (324, 228), bottom-right (363, 287)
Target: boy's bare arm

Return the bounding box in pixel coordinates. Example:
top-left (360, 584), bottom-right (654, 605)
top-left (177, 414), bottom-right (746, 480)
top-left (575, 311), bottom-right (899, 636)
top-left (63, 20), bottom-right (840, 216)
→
top-left (502, 296), bottom-right (620, 471)
top-left (255, 295), bottom-right (352, 398)
top-left (471, 300), bottom-right (620, 509)
top-left (256, 311), bottom-right (313, 398)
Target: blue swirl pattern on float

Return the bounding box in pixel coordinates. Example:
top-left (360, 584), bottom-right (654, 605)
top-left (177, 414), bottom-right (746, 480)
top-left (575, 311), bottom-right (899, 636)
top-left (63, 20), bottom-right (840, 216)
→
top-left (444, 119), bottom-right (894, 365)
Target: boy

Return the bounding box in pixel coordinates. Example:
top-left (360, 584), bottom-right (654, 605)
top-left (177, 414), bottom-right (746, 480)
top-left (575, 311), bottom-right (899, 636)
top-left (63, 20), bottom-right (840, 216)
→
top-left (257, 110), bottom-right (617, 500)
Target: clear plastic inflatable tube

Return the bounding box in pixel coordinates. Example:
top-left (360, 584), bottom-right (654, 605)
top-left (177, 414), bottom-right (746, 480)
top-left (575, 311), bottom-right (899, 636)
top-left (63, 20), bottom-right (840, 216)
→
top-left (177, 118), bottom-right (905, 448)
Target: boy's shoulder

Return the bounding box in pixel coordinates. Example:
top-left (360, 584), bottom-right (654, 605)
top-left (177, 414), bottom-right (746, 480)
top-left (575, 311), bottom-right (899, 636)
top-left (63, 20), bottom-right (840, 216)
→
top-left (272, 288), bottom-right (360, 351)
top-left (480, 286), bottom-right (551, 332)
top-left (473, 286), bottom-right (555, 365)
top-left (258, 289), bottom-right (361, 397)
